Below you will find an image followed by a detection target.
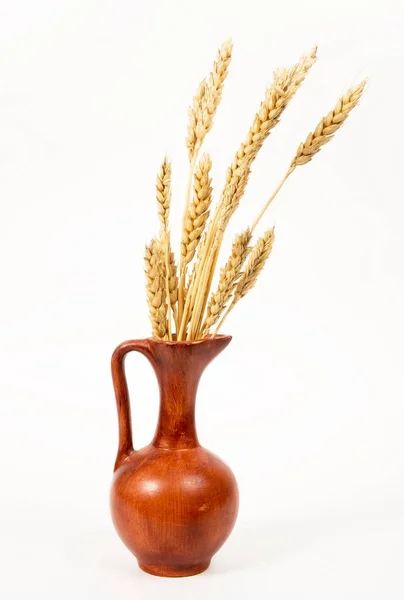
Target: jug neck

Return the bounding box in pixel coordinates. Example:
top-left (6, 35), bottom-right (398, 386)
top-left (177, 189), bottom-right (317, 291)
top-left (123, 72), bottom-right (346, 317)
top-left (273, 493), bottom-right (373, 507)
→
top-left (147, 336), bottom-right (232, 450)
top-left (152, 367), bottom-right (199, 448)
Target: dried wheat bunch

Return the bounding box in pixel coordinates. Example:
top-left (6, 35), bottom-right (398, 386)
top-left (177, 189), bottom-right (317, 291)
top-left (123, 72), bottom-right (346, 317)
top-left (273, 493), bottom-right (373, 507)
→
top-left (144, 240), bottom-right (168, 339)
top-left (143, 41), bottom-right (366, 341)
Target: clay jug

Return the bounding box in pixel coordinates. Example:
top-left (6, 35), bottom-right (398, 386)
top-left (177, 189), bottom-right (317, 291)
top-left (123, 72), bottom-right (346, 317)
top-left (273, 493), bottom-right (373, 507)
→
top-left (110, 335), bottom-right (239, 577)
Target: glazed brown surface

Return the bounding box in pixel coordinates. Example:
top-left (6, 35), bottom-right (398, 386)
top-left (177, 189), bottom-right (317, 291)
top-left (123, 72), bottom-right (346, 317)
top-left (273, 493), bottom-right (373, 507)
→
top-left (110, 335), bottom-right (239, 577)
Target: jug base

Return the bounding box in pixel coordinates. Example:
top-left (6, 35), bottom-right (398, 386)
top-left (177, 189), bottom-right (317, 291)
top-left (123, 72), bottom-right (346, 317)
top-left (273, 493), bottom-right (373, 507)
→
top-left (138, 560), bottom-right (210, 578)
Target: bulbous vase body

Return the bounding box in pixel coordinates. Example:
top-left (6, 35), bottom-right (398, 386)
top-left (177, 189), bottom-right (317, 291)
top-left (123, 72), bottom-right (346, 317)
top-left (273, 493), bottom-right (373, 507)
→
top-left (110, 335), bottom-right (238, 577)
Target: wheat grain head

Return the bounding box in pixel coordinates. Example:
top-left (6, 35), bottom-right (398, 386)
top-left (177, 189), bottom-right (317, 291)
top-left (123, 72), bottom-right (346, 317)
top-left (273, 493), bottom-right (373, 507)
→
top-left (181, 153), bottom-right (213, 266)
top-left (144, 240), bottom-right (168, 339)
top-left (186, 39), bottom-right (233, 160)
top-left (156, 156), bottom-right (172, 235)
top-left (166, 249), bottom-right (178, 308)
top-left (290, 80), bottom-right (366, 169)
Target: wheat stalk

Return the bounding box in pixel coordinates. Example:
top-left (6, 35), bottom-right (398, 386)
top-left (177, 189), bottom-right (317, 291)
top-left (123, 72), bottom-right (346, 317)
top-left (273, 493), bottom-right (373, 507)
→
top-left (251, 80), bottom-right (367, 232)
top-left (177, 231), bottom-right (207, 339)
top-left (179, 40), bottom-right (233, 321)
top-left (144, 240), bottom-right (168, 339)
top-left (214, 228), bottom-right (275, 334)
top-left (184, 47), bottom-right (317, 339)
top-left (202, 228), bottom-right (252, 334)
top-left (156, 156), bottom-right (175, 339)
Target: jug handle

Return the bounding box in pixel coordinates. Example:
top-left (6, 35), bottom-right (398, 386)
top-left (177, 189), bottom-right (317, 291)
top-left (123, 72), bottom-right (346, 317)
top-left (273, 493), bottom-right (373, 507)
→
top-left (111, 339), bottom-right (154, 471)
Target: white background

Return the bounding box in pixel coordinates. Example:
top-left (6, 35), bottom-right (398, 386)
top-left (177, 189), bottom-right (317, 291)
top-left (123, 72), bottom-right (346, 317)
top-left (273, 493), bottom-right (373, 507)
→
top-left (1, 0), bottom-right (403, 598)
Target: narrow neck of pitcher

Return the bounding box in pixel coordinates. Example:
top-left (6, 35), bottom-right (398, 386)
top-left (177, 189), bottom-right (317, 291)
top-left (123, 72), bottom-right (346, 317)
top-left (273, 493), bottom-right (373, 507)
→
top-left (152, 371), bottom-right (200, 449)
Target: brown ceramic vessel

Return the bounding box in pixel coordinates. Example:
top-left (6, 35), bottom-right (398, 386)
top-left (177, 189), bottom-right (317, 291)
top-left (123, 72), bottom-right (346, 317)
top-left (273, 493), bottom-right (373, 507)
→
top-left (110, 335), bottom-right (239, 577)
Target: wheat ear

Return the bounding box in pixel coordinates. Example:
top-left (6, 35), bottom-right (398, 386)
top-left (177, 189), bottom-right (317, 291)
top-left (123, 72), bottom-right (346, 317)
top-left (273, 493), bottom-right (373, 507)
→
top-left (144, 240), bottom-right (168, 339)
top-left (214, 228), bottom-right (275, 334)
top-left (156, 156), bottom-right (171, 232)
top-left (251, 80), bottom-right (367, 232)
top-left (290, 80), bottom-right (366, 168)
top-left (181, 153), bottom-right (213, 266)
top-left (184, 47), bottom-right (317, 339)
top-left (186, 39), bottom-right (233, 161)
top-left (202, 228), bottom-right (252, 335)
top-left (165, 249), bottom-right (179, 330)
top-left (156, 157), bottom-right (175, 339)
